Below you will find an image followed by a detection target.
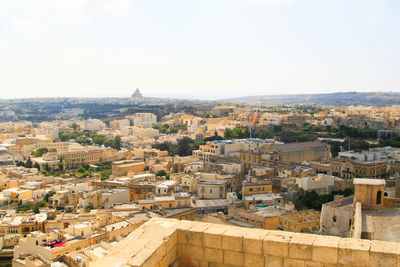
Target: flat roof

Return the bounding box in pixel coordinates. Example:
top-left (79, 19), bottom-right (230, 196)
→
top-left (353, 178), bottom-right (386, 186)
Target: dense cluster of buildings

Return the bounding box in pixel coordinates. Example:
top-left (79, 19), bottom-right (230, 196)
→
top-left (1, 101), bottom-right (400, 266)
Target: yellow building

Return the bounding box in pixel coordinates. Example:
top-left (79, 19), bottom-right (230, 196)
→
top-left (0, 213), bottom-right (47, 237)
top-left (111, 160), bottom-right (146, 176)
top-left (242, 179), bottom-right (272, 196)
top-left (330, 157), bottom-right (386, 179)
top-left (291, 166), bottom-right (314, 178)
top-left (164, 208), bottom-right (196, 220)
top-left (2, 188), bottom-right (33, 202)
top-left (0, 178), bottom-right (19, 190)
top-left (93, 180), bottom-right (155, 202)
top-left (59, 149), bottom-right (117, 166)
top-left (278, 209), bottom-right (320, 233)
top-left (239, 151), bottom-right (262, 168)
top-left (154, 196), bottom-right (177, 209)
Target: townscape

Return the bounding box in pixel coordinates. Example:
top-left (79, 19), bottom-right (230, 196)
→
top-left (0, 90), bottom-right (400, 266)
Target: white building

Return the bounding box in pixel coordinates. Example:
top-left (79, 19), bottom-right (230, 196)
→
top-left (129, 113), bottom-right (157, 128)
top-left (102, 188), bottom-right (130, 209)
top-left (156, 180), bottom-right (177, 196)
top-left (295, 174), bottom-right (337, 195)
top-left (82, 119), bottom-right (106, 131)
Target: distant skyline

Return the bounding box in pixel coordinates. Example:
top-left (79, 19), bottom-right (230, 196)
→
top-left (1, 0), bottom-right (400, 99)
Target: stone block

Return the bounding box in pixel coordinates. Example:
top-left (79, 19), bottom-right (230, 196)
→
top-left (178, 229), bottom-right (188, 244)
top-left (158, 247), bottom-right (177, 267)
top-left (149, 239), bottom-right (166, 263)
top-left (208, 263), bottom-right (227, 267)
top-left (243, 228), bottom-right (269, 254)
top-left (284, 258), bottom-right (305, 267)
top-left (263, 231), bottom-right (293, 257)
top-left (338, 238), bottom-right (370, 266)
top-left (204, 225), bottom-right (227, 249)
top-left (187, 223), bottom-right (211, 246)
top-left (370, 240), bottom-right (397, 267)
top-left (224, 249), bottom-right (244, 266)
top-left (204, 247), bottom-right (224, 263)
top-left (222, 227), bottom-right (245, 252)
top-left (128, 245), bottom-right (157, 267)
top-left (312, 235), bottom-right (340, 264)
top-left (166, 246), bottom-right (177, 265)
top-left (304, 261), bottom-right (324, 267)
top-left (264, 255), bottom-right (284, 267)
top-left (289, 233), bottom-right (315, 261)
top-left (181, 244), bottom-right (204, 261)
top-left (165, 230), bottom-right (178, 252)
top-left (243, 252), bottom-right (264, 267)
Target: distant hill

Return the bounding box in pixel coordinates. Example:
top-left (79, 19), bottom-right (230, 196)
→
top-left (220, 92), bottom-right (400, 106)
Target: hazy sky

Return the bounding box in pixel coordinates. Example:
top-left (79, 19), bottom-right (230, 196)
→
top-left (0, 0), bottom-right (399, 99)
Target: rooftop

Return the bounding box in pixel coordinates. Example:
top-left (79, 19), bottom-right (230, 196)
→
top-left (353, 178), bottom-right (386, 186)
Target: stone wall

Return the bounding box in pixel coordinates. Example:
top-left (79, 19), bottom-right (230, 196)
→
top-left (91, 218), bottom-right (400, 267)
top-left (383, 197), bottom-right (400, 207)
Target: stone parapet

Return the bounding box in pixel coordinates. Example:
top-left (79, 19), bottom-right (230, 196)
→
top-left (90, 217), bottom-right (400, 267)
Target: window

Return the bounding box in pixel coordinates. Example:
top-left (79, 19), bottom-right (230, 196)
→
top-left (333, 216), bottom-right (336, 223)
top-left (210, 189), bottom-right (212, 193)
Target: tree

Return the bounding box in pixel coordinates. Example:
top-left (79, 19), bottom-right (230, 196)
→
top-left (31, 147), bottom-right (49, 157)
top-left (156, 170), bottom-right (167, 177)
top-left (58, 162), bottom-right (64, 171)
top-left (114, 135), bottom-right (121, 150)
top-left (101, 170), bottom-right (112, 180)
top-left (44, 192), bottom-right (55, 202)
top-left (16, 161), bottom-right (25, 167)
top-left (25, 158), bottom-right (33, 168)
top-left (70, 122), bottom-right (79, 131)
top-left (177, 137), bottom-right (192, 156)
top-left (34, 162), bottom-right (40, 170)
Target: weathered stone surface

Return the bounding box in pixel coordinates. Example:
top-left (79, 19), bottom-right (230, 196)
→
top-left (188, 223), bottom-right (211, 246)
top-left (369, 240), bottom-right (398, 267)
top-left (289, 233), bottom-right (316, 260)
top-left (181, 244), bottom-right (204, 261)
top-left (90, 218), bottom-right (400, 267)
top-left (338, 238), bottom-right (371, 266)
top-left (204, 247), bottom-right (224, 263)
top-left (223, 227), bottom-right (245, 252)
top-left (204, 225), bottom-right (227, 249)
top-left (243, 252), bottom-right (264, 267)
top-left (284, 258), bottom-right (305, 267)
top-left (243, 228), bottom-right (269, 254)
top-left (264, 255), bottom-right (284, 267)
top-left (224, 249), bottom-right (244, 266)
top-left (304, 261), bottom-right (324, 267)
top-left (312, 235), bottom-right (341, 264)
top-left (263, 231), bottom-right (293, 257)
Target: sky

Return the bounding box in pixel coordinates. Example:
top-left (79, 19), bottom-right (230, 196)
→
top-left (0, 0), bottom-right (399, 99)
